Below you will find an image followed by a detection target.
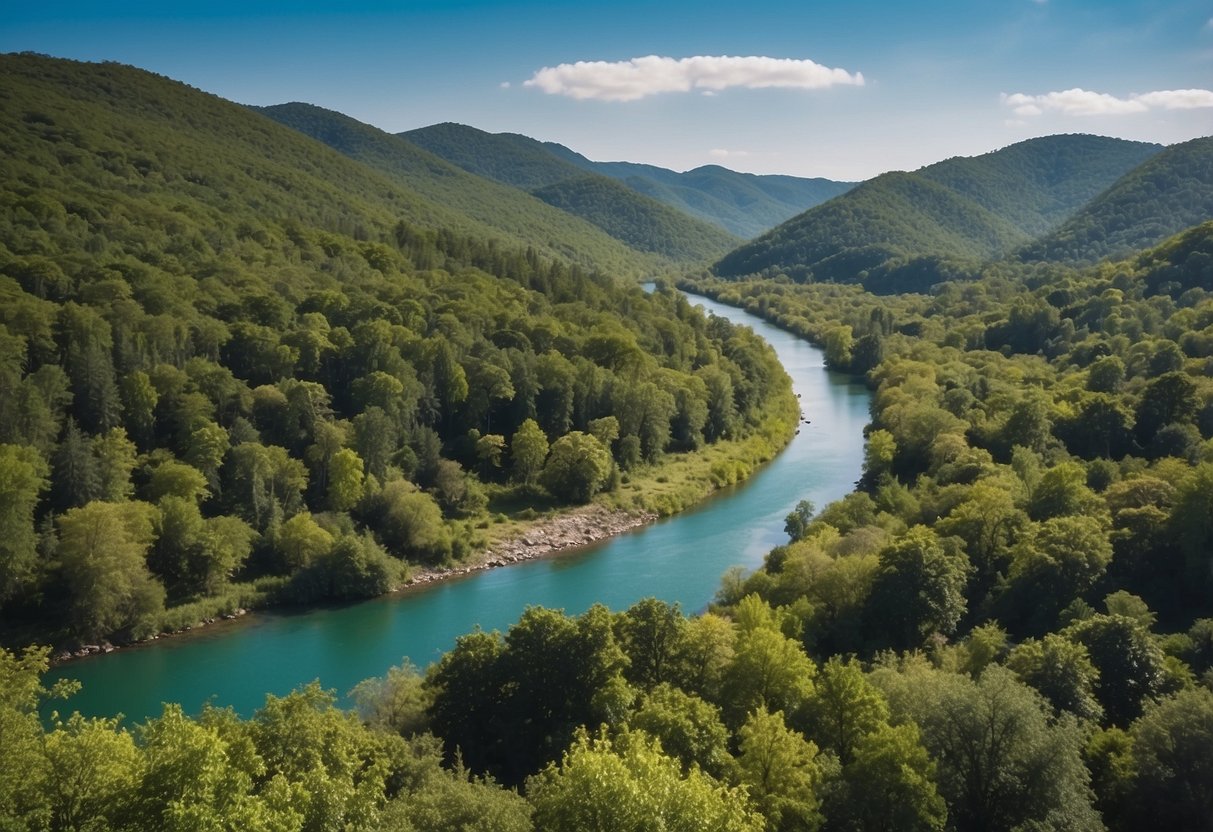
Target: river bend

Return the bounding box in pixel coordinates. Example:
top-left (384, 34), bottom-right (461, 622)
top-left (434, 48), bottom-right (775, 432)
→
top-left (46, 293), bottom-right (871, 722)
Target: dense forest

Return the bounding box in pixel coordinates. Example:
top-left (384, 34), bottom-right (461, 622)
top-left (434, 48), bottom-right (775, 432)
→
top-left (539, 144), bottom-right (856, 239)
top-left (0, 54), bottom-right (794, 648)
top-left (404, 122), bottom-right (855, 240)
top-left (714, 134), bottom-right (1173, 286)
top-left (677, 219), bottom-right (1213, 830)
top-left (259, 110), bottom-right (741, 263)
top-left (1020, 136), bottom-right (1213, 264)
top-left (3, 52), bottom-right (1213, 832)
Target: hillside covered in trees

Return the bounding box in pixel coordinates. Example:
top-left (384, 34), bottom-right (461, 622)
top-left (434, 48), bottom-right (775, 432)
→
top-left (541, 143), bottom-right (855, 238)
top-left (3, 51), bottom-right (1213, 832)
top-left (398, 122), bottom-right (741, 259)
top-left (714, 134), bottom-right (1162, 286)
top-left (406, 122), bottom-right (854, 240)
top-left (260, 107), bottom-right (740, 264)
top-left (1020, 136), bottom-right (1213, 264)
top-left (677, 220), bottom-right (1213, 830)
top-left (0, 53), bottom-right (796, 649)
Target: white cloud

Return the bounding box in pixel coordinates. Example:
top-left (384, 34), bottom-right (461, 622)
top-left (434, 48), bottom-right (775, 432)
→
top-left (499, 81), bottom-right (511, 89)
top-left (1134, 89), bottom-right (1213, 109)
top-left (1001, 87), bottom-right (1213, 116)
top-left (709, 148), bottom-right (753, 159)
top-left (523, 55), bottom-right (864, 102)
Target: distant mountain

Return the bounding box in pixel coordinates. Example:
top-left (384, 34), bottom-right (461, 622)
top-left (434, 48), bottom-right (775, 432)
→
top-left (401, 122), bottom-right (739, 260)
top-left (406, 122), bottom-right (852, 239)
top-left (543, 144), bottom-right (855, 238)
top-left (1019, 136), bottom-right (1213, 264)
top-left (529, 176), bottom-right (743, 262)
top-left (714, 134), bottom-right (1162, 283)
top-left (254, 103), bottom-right (713, 268)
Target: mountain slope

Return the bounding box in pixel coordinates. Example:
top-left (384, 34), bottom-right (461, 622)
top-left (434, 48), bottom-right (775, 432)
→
top-left (1019, 136), bottom-right (1213, 264)
top-left (253, 103), bottom-right (690, 270)
top-left (0, 56), bottom-right (664, 280)
top-left (714, 134), bottom-right (1162, 283)
top-left (407, 122), bottom-right (852, 239)
top-left (529, 175), bottom-right (742, 261)
top-left (400, 122), bottom-right (739, 260)
top-left (714, 171), bottom-right (1028, 281)
top-left (918, 134), bottom-right (1161, 236)
top-left (545, 143), bottom-right (855, 238)
top-left (404, 122), bottom-right (589, 190)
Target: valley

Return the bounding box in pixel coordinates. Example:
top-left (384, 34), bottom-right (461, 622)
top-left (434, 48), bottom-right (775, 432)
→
top-left (2, 42), bottom-right (1212, 832)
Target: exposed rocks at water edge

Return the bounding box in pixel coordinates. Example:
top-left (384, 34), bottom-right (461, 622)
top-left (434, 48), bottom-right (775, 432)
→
top-left (404, 506), bottom-right (658, 587)
top-left (50, 508), bottom-right (655, 663)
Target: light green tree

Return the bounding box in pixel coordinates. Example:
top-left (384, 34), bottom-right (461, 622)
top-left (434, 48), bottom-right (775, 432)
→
top-left (58, 500), bottom-right (165, 640)
top-left (527, 730), bottom-right (762, 832)
top-left (541, 431), bottom-right (612, 503)
top-left (510, 418), bottom-right (548, 486)
top-left (831, 722), bottom-right (947, 832)
top-left (325, 447), bottom-right (364, 512)
top-left (800, 657), bottom-right (889, 764)
top-left (737, 708), bottom-right (823, 832)
top-left (0, 444), bottom-right (49, 604)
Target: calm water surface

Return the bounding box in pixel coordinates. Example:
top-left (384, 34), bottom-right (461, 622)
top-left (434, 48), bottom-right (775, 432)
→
top-left (45, 293), bottom-right (871, 722)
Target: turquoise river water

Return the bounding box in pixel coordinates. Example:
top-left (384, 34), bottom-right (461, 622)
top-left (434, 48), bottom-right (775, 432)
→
top-left (45, 293), bottom-right (872, 722)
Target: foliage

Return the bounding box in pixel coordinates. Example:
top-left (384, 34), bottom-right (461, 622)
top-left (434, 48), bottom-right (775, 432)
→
top-left (0, 55), bottom-right (792, 645)
top-left (407, 122), bottom-right (854, 239)
top-left (260, 104), bottom-right (738, 267)
top-left (1022, 136), bottom-right (1213, 264)
top-left (527, 729), bottom-right (763, 832)
top-left (715, 134), bottom-right (1159, 286)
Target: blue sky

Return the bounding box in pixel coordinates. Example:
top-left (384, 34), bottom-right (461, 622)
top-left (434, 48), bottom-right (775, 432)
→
top-left (3, 0), bottom-right (1211, 179)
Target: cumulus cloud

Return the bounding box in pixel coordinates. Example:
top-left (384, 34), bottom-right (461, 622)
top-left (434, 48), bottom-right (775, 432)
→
top-left (1135, 89), bottom-right (1213, 109)
top-left (523, 55), bottom-right (864, 102)
top-left (1002, 87), bottom-right (1213, 116)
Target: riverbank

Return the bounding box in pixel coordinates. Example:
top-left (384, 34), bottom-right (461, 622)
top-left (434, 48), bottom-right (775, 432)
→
top-left (41, 290), bottom-right (873, 720)
top-left (404, 505), bottom-right (659, 587)
top-left (34, 290), bottom-right (801, 666)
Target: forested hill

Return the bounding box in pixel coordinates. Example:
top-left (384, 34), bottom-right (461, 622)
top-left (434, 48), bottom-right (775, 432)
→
top-left (529, 175), bottom-right (742, 261)
top-left (0, 53), bottom-right (795, 647)
top-left (714, 134), bottom-right (1161, 283)
top-left (405, 122), bottom-right (852, 240)
top-left (399, 122), bottom-right (740, 260)
top-left (252, 102), bottom-right (697, 268)
top-left (1019, 135), bottom-right (1213, 264)
top-left (403, 122), bottom-right (591, 190)
top-left (542, 143), bottom-right (856, 238)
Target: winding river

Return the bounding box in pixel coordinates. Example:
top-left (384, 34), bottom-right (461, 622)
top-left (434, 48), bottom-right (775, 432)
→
top-left (45, 293), bottom-right (872, 723)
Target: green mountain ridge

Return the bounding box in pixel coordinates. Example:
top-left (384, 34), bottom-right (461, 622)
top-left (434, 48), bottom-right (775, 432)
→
top-left (0, 55), bottom-right (662, 280)
top-left (404, 122), bottom-right (590, 190)
top-left (400, 121), bottom-right (740, 261)
top-left (529, 175), bottom-right (742, 261)
top-left (405, 122), bottom-right (852, 240)
top-left (542, 143), bottom-right (856, 238)
top-left (251, 102), bottom-right (686, 271)
top-left (1019, 135), bottom-right (1213, 264)
top-left (714, 134), bottom-right (1162, 283)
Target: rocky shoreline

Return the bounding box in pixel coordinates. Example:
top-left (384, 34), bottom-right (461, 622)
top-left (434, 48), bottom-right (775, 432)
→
top-left (403, 505), bottom-right (658, 587)
top-left (50, 505), bottom-right (656, 664)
